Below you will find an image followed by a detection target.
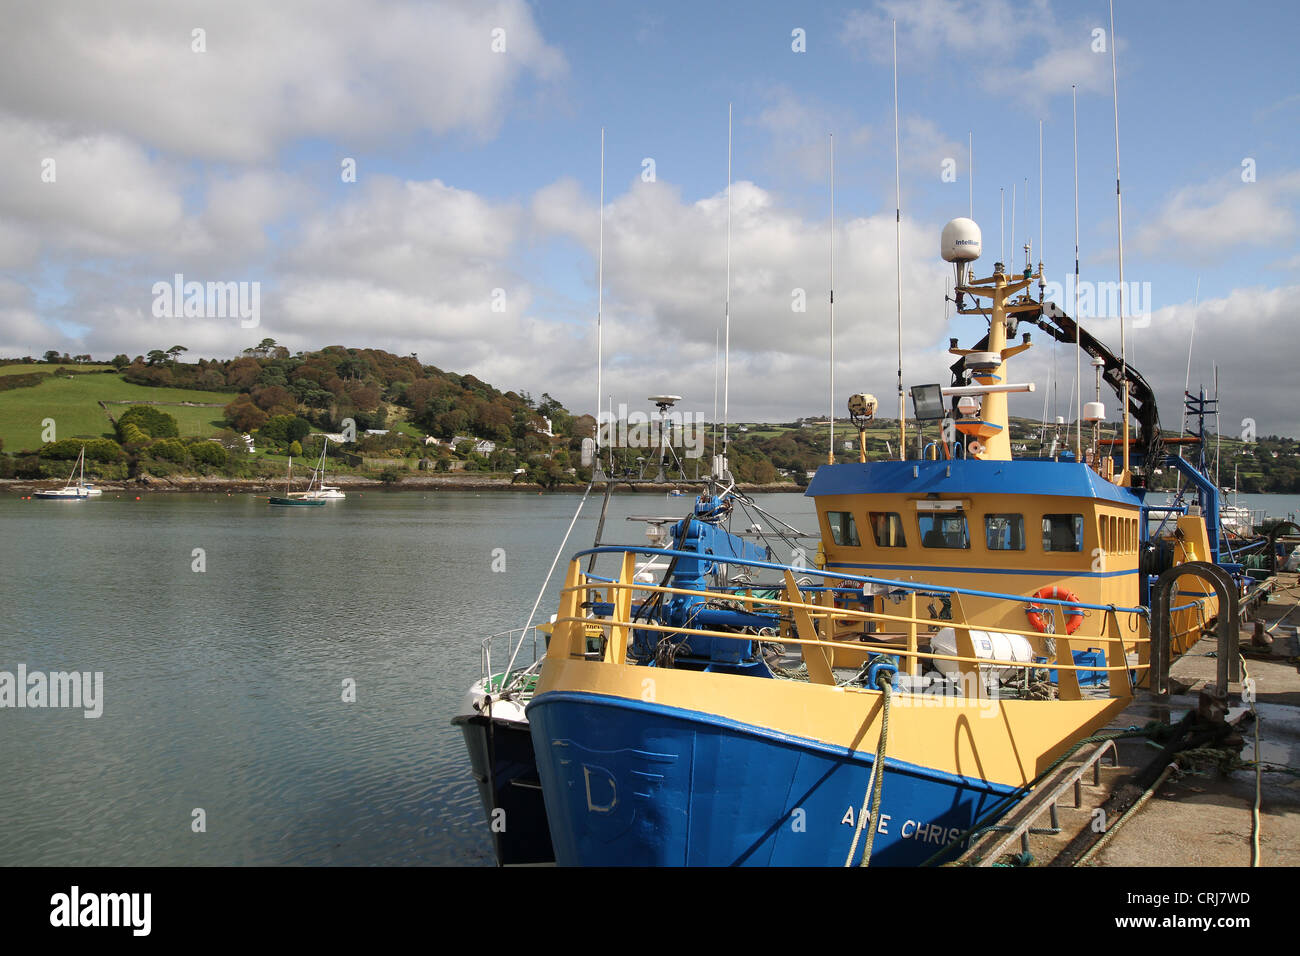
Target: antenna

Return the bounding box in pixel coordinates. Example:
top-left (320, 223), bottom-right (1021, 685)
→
top-left (893, 18), bottom-right (905, 458)
top-left (1174, 277), bottom-right (1201, 498)
top-left (1000, 187), bottom-right (1005, 265)
top-left (828, 132), bottom-right (836, 466)
top-left (595, 127), bottom-right (605, 478)
top-left (1109, 0), bottom-right (1131, 481)
top-left (1072, 85), bottom-right (1082, 460)
top-left (722, 103), bottom-right (732, 473)
top-left (1214, 364), bottom-right (1220, 489)
top-left (1180, 276), bottom-right (1201, 439)
top-left (711, 327), bottom-right (719, 462)
top-left (1040, 121), bottom-right (1052, 427)
top-left (1038, 121), bottom-right (1044, 271)
top-left (968, 131), bottom-right (973, 219)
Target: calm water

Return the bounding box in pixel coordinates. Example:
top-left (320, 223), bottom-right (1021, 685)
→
top-left (4, 486), bottom-right (1294, 866)
top-left (0, 489), bottom-right (816, 866)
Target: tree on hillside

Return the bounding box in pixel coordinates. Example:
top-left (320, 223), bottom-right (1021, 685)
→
top-left (166, 345), bottom-right (188, 362)
top-left (115, 405), bottom-right (180, 440)
top-left (224, 396), bottom-right (269, 433)
top-left (242, 337), bottom-right (279, 358)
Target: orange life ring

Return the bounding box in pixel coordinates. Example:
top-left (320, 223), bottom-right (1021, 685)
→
top-left (1025, 586), bottom-right (1084, 635)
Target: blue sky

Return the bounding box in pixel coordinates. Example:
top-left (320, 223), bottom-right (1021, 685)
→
top-left (2, 0), bottom-right (1298, 433)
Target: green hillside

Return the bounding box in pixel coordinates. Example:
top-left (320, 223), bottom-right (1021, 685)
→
top-left (0, 363), bottom-right (115, 377)
top-left (0, 373), bottom-right (231, 451)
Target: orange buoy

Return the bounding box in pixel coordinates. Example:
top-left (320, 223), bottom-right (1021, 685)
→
top-left (1025, 586), bottom-right (1084, 635)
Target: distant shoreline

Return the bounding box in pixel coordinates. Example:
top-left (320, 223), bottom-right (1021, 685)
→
top-left (1, 475), bottom-right (805, 495)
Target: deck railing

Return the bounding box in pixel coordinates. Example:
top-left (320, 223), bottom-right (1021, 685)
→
top-left (541, 546), bottom-right (1218, 702)
top-left (479, 626), bottom-right (545, 690)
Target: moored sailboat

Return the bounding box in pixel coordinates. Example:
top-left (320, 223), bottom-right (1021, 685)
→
top-left (268, 456), bottom-right (325, 507)
top-left (33, 445), bottom-right (98, 500)
top-left (297, 439), bottom-right (346, 500)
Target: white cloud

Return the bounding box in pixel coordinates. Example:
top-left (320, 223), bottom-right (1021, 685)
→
top-left (842, 0), bottom-right (1110, 106)
top-left (1006, 284), bottom-right (1300, 438)
top-left (0, 0), bottom-right (566, 163)
top-left (1133, 170), bottom-right (1300, 259)
top-left (752, 87), bottom-right (872, 182)
top-left (0, 115), bottom-right (185, 258)
top-left (523, 175), bottom-right (954, 421)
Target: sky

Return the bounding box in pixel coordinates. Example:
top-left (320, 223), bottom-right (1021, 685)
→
top-left (2, 0), bottom-right (1298, 436)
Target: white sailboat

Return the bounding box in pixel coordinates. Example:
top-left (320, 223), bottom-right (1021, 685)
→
top-left (297, 440), bottom-right (345, 500)
top-left (33, 445), bottom-right (99, 499)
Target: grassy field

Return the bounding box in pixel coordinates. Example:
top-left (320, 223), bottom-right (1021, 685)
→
top-left (0, 374), bottom-right (233, 451)
top-left (0, 363), bottom-right (117, 377)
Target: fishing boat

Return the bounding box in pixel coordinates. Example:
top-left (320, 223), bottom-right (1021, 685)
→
top-left (452, 628), bottom-right (555, 865)
top-left (459, 215), bottom-right (1246, 866)
top-left (33, 446), bottom-right (98, 500)
top-left (267, 456), bottom-right (325, 507)
top-left (297, 441), bottom-right (346, 500)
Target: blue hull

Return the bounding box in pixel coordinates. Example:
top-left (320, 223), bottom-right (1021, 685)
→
top-left (528, 691), bottom-right (1023, 866)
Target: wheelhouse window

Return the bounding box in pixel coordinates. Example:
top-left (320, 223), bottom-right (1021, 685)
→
top-left (1043, 514), bottom-right (1084, 552)
top-left (984, 514), bottom-right (1025, 551)
top-left (826, 511), bottom-right (860, 547)
top-left (869, 511), bottom-right (907, 548)
top-left (919, 513), bottom-right (970, 549)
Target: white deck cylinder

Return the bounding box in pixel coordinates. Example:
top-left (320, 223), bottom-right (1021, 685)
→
top-left (929, 627), bottom-right (1036, 681)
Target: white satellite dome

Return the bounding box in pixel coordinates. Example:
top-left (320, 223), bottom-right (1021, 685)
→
top-left (941, 218), bottom-right (982, 263)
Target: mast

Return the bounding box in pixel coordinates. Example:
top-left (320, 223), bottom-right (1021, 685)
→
top-left (595, 127), bottom-right (605, 476)
top-left (893, 19), bottom-right (905, 458)
top-left (1109, 0), bottom-right (1131, 482)
top-left (968, 131), bottom-right (973, 219)
top-left (722, 103), bottom-right (732, 473)
top-left (711, 329), bottom-right (719, 462)
top-left (1174, 277), bottom-right (1201, 497)
top-left (828, 132), bottom-right (836, 466)
top-left (1072, 85), bottom-right (1082, 460)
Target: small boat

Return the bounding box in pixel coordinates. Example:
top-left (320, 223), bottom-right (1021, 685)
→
top-left (297, 441), bottom-right (345, 500)
top-left (33, 446), bottom-right (96, 500)
top-left (268, 456), bottom-right (325, 507)
top-left (451, 628), bottom-right (555, 865)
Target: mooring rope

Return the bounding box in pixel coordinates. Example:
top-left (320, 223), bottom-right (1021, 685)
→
top-left (844, 672), bottom-right (893, 867)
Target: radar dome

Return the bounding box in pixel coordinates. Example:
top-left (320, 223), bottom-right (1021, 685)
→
top-left (941, 218), bottom-right (982, 263)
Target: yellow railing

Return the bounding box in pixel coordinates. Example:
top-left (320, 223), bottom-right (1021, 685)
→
top-left (543, 556), bottom-right (1185, 703)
